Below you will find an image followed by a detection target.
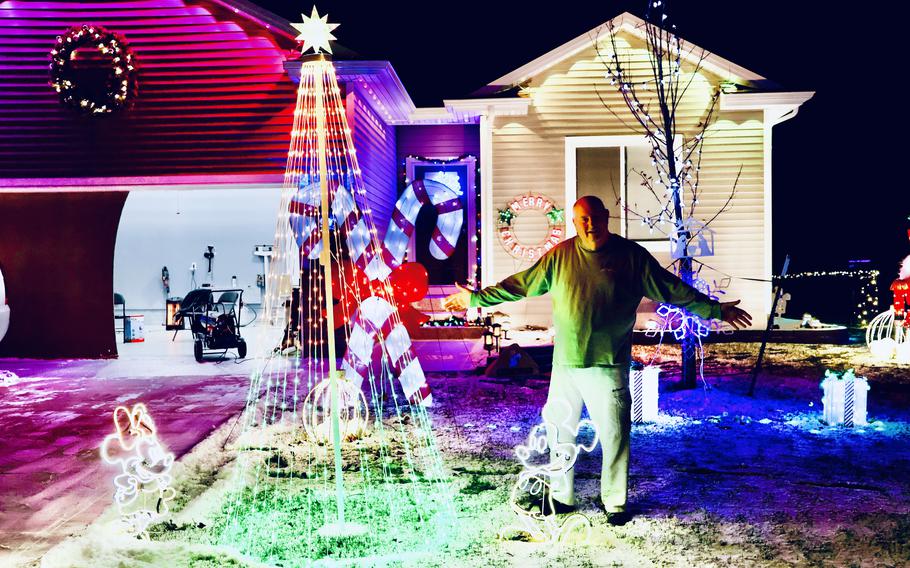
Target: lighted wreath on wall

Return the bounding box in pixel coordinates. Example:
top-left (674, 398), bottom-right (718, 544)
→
top-left (497, 194), bottom-right (565, 261)
top-left (49, 24), bottom-right (137, 115)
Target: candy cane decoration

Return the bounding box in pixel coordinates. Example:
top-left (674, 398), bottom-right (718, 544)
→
top-left (290, 178), bottom-right (464, 275)
top-left (290, 183), bottom-right (429, 404)
top-left (288, 178), bottom-right (463, 407)
top-left (382, 178), bottom-right (463, 267)
top-left (340, 296), bottom-right (432, 406)
top-left (290, 181), bottom-right (391, 280)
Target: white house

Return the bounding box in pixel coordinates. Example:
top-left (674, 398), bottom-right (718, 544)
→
top-left (439, 12), bottom-right (813, 328)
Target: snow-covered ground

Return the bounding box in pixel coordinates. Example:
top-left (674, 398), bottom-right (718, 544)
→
top-left (4, 341), bottom-right (910, 567)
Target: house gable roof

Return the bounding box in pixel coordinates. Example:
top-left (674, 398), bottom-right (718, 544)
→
top-left (486, 12), bottom-right (769, 92)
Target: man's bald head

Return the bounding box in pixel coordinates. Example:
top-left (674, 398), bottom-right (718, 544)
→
top-left (573, 196), bottom-right (608, 213)
top-left (572, 195), bottom-right (611, 250)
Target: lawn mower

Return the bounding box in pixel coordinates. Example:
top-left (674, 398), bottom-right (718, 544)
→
top-left (176, 288), bottom-right (247, 362)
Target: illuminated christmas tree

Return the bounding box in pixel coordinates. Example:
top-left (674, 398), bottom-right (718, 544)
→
top-left (218, 8), bottom-right (454, 564)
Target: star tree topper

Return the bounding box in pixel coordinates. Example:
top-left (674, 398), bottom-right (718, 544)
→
top-left (292, 6), bottom-right (339, 55)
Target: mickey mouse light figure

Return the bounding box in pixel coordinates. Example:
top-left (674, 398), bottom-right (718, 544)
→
top-left (501, 400), bottom-right (598, 544)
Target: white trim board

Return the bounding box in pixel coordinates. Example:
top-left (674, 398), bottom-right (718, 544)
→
top-left (480, 113), bottom-right (495, 289)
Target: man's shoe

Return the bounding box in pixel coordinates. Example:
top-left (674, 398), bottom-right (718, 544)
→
top-left (540, 497), bottom-right (575, 516)
top-left (606, 511), bottom-right (633, 526)
top-left (593, 498), bottom-right (633, 525)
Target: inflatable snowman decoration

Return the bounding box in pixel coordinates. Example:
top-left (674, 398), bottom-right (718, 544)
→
top-left (867, 255), bottom-right (910, 362)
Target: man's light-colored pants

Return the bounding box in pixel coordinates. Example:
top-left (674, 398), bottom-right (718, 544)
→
top-left (542, 365), bottom-right (631, 513)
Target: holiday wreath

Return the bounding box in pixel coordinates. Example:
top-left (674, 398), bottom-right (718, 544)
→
top-left (49, 24), bottom-right (137, 114)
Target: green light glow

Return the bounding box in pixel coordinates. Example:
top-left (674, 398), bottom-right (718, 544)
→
top-left (216, 483), bottom-right (454, 564)
top-left (214, 406), bottom-right (456, 563)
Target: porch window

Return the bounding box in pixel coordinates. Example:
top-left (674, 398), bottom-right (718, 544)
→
top-left (566, 137), bottom-right (664, 243)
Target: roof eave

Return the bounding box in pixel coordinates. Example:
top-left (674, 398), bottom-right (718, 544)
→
top-left (210, 0), bottom-right (299, 40)
top-left (213, 1), bottom-right (360, 56)
top-left (720, 91), bottom-right (815, 124)
top-left (284, 59), bottom-right (418, 124)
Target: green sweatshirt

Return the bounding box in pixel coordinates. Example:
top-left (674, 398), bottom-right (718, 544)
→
top-left (471, 235), bottom-right (722, 368)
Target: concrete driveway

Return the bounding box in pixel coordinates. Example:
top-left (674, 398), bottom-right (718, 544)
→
top-left (0, 354), bottom-right (252, 566)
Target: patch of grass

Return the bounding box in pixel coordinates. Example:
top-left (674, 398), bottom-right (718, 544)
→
top-left (187, 555), bottom-right (247, 568)
top-left (461, 476), bottom-right (498, 495)
top-left (265, 453), bottom-right (289, 469)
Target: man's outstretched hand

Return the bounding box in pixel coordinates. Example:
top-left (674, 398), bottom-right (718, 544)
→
top-left (720, 299), bottom-right (752, 330)
top-left (443, 283), bottom-right (474, 311)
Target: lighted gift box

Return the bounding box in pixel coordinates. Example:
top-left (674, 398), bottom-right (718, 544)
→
top-left (821, 369), bottom-right (869, 427)
top-left (630, 364), bottom-right (660, 423)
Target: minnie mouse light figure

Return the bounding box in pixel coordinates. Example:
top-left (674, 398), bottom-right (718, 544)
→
top-left (99, 403), bottom-right (176, 538)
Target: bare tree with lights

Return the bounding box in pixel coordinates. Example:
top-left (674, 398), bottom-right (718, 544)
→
top-left (598, 2), bottom-right (740, 389)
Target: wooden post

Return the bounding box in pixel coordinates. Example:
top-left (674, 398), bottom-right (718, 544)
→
top-left (748, 254), bottom-right (790, 396)
top-left (313, 55), bottom-right (346, 527)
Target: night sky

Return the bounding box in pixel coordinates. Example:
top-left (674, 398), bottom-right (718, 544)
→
top-left (259, 0), bottom-right (907, 307)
